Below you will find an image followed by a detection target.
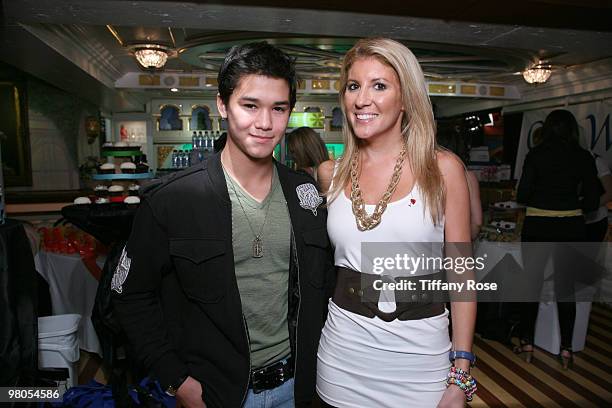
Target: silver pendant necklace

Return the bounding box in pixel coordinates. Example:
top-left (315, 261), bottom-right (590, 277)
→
top-left (252, 235), bottom-right (263, 258)
top-left (225, 166), bottom-right (276, 258)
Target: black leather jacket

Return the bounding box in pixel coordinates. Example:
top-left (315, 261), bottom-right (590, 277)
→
top-left (0, 220), bottom-right (38, 386)
top-left (113, 153), bottom-right (334, 408)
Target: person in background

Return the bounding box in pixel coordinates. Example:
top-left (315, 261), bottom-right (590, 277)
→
top-left (436, 125), bottom-right (483, 240)
top-left (585, 153), bottom-right (612, 241)
top-left (516, 109), bottom-right (602, 369)
top-left (584, 152), bottom-right (612, 307)
top-left (286, 126), bottom-right (329, 183)
top-left (316, 37), bottom-right (476, 408)
top-left (465, 168), bottom-right (483, 240)
top-left (112, 42), bottom-right (333, 408)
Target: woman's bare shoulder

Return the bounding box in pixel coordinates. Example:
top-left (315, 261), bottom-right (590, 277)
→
top-left (436, 149), bottom-right (465, 176)
top-left (466, 169), bottom-right (479, 185)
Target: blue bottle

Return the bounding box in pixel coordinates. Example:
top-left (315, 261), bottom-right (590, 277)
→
top-left (171, 150), bottom-right (179, 168)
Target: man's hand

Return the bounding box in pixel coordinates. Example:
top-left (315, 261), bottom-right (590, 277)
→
top-left (175, 376), bottom-right (206, 408)
top-left (437, 384), bottom-right (466, 408)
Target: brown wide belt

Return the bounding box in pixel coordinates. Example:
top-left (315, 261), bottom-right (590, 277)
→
top-left (332, 267), bottom-right (445, 322)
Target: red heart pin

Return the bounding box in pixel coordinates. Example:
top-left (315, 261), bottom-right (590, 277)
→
top-left (410, 198), bottom-right (416, 205)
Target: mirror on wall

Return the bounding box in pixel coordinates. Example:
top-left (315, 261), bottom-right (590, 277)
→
top-left (158, 105), bottom-right (182, 131)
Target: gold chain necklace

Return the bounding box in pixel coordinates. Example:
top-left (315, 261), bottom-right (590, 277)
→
top-left (349, 147), bottom-right (407, 231)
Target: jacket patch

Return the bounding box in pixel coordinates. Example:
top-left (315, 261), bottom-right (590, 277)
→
top-left (296, 183), bottom-right (323, 216)
top-left (111, 246), bottom-right (131, 294)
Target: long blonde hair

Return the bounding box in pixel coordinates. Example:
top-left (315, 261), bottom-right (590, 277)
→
top-left (329, 37), bottom-right (445, 224)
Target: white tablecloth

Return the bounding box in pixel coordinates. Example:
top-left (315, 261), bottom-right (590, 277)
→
top-left (35, 252), bottom-right (103, 356)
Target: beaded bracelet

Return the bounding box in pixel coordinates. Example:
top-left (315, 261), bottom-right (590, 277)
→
top-left (446, 366), bottom-right (477, 401)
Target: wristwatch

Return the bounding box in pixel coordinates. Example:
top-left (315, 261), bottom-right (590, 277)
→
top-left (165, 375), bottom-right (188, 396)
top-left (449, 350), bottom-right (476, 367)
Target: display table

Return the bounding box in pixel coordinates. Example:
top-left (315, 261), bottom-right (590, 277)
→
top-left (35, 251), bottom-right (104, 356)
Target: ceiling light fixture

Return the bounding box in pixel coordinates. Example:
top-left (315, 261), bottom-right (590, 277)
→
top-left (522, 61), bottom-right (552, 84)
top-left (129, 44), bottom-right (172, 70)
top-left (170, 88), bottom-right (179, 92)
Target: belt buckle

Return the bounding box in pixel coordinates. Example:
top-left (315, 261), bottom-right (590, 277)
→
top-left (250, 361), bottom-right (288, 394)
top-left (250, 366), bottom-right (267, 394)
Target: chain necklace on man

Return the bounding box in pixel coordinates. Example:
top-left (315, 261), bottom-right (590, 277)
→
top-left (225, 166), bottom-right (277, 258)
top-left (349, 146), bottom-right (407, 231)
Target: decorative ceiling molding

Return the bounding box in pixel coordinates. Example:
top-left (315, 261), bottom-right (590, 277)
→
top-left (515, 58), bottom-right (612, 103)
top-left (114, 72), bottom-right (520, 99)
top-left (177, 34), bottom-right (530, 82)
top-left (7, 0), bottom-right (612, 32)
top-left (20, 23), bottom-right (124, 88)
top-left (0, 20), bottom-right (145, 111)
top-left (7, 0), bottom-right (611, 59)
top-left (4, 0), bottom-right (611, 112)
top-left (439, 58), bottom-right (612, 116)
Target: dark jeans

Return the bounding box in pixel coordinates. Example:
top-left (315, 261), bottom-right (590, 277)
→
top-left (586, 217), bottom-right (608, 242)
top-left (519, 215), bottom-right (586, 350)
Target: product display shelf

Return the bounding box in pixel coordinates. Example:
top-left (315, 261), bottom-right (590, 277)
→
top-left (92, 172), bottom-right (154, 181)
top-left (100, 149), bottom-right (143, 157)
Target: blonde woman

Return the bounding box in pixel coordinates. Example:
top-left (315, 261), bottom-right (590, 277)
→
top-left (286, 126), bottom-right (329, 182)
top-left (316, 38), bottom-right (476, 407)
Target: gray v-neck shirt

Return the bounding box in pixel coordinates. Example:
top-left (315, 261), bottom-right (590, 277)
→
top-left (223, 166), bottom-right (291, 368)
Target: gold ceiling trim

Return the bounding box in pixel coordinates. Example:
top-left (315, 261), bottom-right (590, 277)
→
top-left (106, 25), bottom-right (124, 47)
top-left (168, 28), bottom-right (176, 48)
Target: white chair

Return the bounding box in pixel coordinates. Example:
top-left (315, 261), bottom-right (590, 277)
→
top-left (38, 314), bottom-right (81, 389)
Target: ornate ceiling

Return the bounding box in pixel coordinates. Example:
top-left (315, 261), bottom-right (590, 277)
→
top-left (2, 0), bottom-right (611, 111)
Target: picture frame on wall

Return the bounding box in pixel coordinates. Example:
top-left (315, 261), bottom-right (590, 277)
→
top-left (0, 80), bottom-right (32, 186)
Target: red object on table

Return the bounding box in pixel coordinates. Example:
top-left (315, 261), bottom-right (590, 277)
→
top-left (38, 226), bottom-right (104, 280)
top-left (80, 253), bottom-right (102, 281)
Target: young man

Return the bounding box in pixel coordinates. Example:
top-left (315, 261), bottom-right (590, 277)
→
top-left (112, 43), bottom-right (334, 408)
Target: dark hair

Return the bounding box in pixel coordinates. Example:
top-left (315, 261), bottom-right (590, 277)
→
top-left (436, 121), bottom-right (469, 165)
top-left (542, 109), bottom-right (580, 147)
top-left (286, 127), bottom-right (328, 169)
top-left (217, 42), bottom-right (297, 109)
top-left (214, 132), bottom-right (227, 153)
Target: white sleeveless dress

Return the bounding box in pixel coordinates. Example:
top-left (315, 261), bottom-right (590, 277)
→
top-left (316, 185), bottom-right (451, 408)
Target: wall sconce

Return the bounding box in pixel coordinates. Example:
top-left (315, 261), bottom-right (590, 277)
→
top-left (84, 116), bottom-right (100, 144)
